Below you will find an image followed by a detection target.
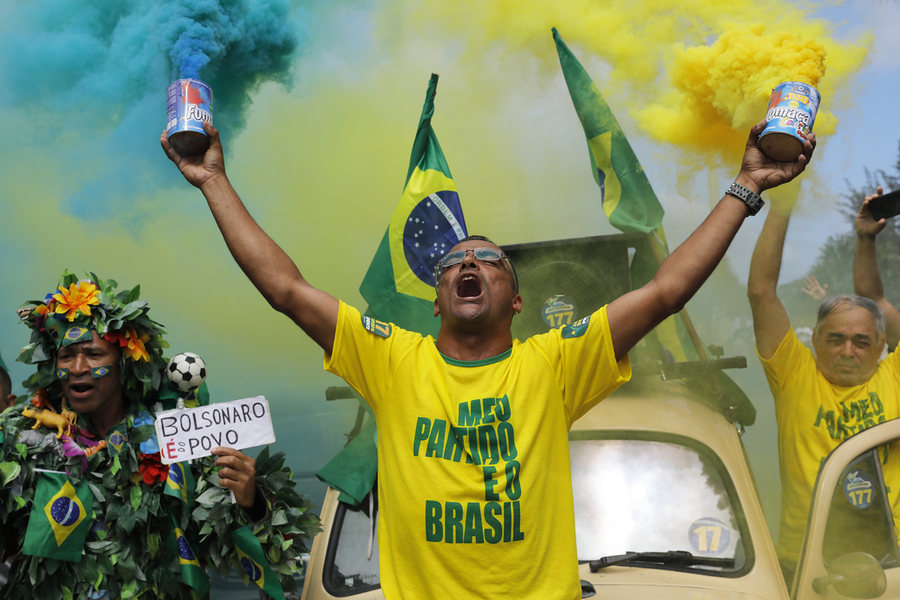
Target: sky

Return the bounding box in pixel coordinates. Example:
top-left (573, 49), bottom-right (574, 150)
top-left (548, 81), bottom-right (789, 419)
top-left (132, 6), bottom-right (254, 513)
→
top-left (0, 0), bottom-right (897, 541)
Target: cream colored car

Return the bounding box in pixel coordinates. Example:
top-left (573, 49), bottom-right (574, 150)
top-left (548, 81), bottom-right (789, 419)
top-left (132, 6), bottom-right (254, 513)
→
top-left (301, 371), bottom-right (900, 600)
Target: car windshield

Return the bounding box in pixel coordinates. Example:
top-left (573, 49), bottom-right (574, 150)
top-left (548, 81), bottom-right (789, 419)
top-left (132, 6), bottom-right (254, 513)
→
top-left (570, 435), bottom-right (748, 573)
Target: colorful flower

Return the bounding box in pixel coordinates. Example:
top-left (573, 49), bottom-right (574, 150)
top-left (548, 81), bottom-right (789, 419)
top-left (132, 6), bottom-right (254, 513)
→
top-left (122, 328), bottom-right (151, 362)
top-left (60, 435), bottom-right (88, 471)
top-left (52, 280), bottom-right (100, 322)
top-left (104, 328), bottom-right (151, 362)
top-left (137, 452), bottom-right (169, 485)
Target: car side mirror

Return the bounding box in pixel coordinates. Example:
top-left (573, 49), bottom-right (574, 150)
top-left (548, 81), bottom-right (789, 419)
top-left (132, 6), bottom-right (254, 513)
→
top-left (811, 552), bottom-right (886, 598)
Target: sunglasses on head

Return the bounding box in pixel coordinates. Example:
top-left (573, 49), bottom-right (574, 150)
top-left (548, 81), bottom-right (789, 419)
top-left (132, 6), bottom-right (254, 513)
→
top-left (433, 247), bottom-right (518, 291)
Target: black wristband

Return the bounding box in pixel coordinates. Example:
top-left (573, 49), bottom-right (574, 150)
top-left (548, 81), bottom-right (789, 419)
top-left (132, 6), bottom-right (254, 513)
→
top-left (726, 181), bottom-right (764, 216)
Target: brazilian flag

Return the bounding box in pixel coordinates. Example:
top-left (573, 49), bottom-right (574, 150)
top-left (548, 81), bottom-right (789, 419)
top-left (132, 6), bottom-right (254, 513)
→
top-left (359, 73), bottom-right (468, 338)
top-left (232, 526), bottom-right (285, 600)
top-left (553, 28), bottom-right (699, 361)
top-left (168, 515), bottom-right (210, 597)
top-left (22, 471), bottom-right (93, 561)
top-left (164, 461), bottom-right (196, 507)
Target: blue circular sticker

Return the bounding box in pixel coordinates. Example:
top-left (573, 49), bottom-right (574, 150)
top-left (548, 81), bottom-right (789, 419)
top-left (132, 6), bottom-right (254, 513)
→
top-left (688, 517), bottom-right (731, 556)
top-left (843, 468), bottom-right (874, 509)
top-left (541, 295), bottom-right (577, 328)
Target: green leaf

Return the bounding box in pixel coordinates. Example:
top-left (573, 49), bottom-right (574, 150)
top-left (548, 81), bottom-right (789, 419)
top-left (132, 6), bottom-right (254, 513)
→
top-left (119, 509), bottom-right (138, 534)
top-left (124, 285), bottom-right (141, 305)
top-left (130, 425), bottom-right (154, 444)
top-left (122, 578), bottom-right (138, 599)
top-left (192, 505), bottom-right (210, 522)
top-left (88, 481), bottom-right (106, 503)
top-left (62, 586), bottom-right (73, 600)
top-left (0, 461), bottom-right (20, 486)
top-left (271, 509), bottom-right (288, 526)
top-left (120, 300), bottom-right (148, 321)
top-left (15, 443), bottom-right (27, 459)
top-left (130, 485), bottom-right (142, 511)
top-left (85, 541), bottom-right (118, 554)
top-left (148, 533), bottom-right (160, 558)
top-left (195, 487), bottom-right (229, 507)
top-left (44, 558), bottom-right (59, 575)
top-left (16, 343), bottom-right (37, 364)
top-left (111, 455), bottom-right (122, 475)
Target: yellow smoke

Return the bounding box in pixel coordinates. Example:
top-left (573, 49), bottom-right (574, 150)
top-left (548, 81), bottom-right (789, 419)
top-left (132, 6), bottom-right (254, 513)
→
top-left (638, 23), bottom-right (865, 162)
top-left (396, 0), bottom-right (871, 163)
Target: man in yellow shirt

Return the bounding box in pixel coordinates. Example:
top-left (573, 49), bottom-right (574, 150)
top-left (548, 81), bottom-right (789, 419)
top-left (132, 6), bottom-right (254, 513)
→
top-left (748, 188), bottom-right (900, 586)
top-left (164, 120), bottom-right (813, 600)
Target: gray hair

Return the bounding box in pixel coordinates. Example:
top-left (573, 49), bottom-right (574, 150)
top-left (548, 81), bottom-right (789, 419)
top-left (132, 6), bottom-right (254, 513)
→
top-left (815, 294), bottom-right (886, 340)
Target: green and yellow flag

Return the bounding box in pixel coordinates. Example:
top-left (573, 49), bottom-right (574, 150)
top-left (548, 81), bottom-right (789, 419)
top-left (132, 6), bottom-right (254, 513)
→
top-left (359, 73), bottom-right (468, 338)
top-left (22, 471), bottom-right (93, 561)
top-left (163, 461), bottom-right (196, 507)
top-left (168, 514), bottom-right (210, 597)
top-left (553, 28), bottom-right (699, 361)
top-left (232, 525), bottom-right (285, 600)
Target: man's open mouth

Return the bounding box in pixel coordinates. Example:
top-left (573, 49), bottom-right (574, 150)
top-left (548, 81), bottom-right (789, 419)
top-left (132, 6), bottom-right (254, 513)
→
top-left (457, 274), bottom-right (482, 298)
top-left (69, 382), bottom-right (94, 395)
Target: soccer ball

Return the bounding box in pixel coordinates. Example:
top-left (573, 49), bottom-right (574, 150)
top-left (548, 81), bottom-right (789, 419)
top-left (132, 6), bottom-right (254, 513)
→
top-left (166, 352), bottom-right (207, 392)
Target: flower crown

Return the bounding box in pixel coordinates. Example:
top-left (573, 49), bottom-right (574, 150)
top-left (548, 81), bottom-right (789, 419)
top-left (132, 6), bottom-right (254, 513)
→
top-left (17, 270), bottom-right (169, 405)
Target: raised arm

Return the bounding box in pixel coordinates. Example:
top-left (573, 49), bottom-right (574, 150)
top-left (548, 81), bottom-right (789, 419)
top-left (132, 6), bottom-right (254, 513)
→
top-left (746, 204), bottom-right (792, 359)
top-left (161, 124), bottom-right (339, 354)
top-left (854, 187), bottom-right (900, 348)
top-left (606, 120), bottom-right (815, 362)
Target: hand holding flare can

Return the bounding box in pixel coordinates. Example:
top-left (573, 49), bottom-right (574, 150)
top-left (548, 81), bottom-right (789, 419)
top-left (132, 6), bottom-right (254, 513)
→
top-left (166, 79), bottom-right (213, 156)
top-left (758, 81), bottom-right (821, 162)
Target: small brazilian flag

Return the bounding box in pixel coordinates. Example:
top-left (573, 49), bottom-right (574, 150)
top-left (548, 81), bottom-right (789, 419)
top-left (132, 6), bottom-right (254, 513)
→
top-left (168, 517), bottom-right (210, 597)
top-left (22, 471), bottom-right (93, 561)
top-left (164, 461), bottom-right (196, 507)
top-left (359, 73), bottom-right (468, 338)
top-left (554, 28), bottom-right (699, 361)
top-left (232, 526), bottom-right (285, 600)
top-left (106, 424), bottom-right (128, 455)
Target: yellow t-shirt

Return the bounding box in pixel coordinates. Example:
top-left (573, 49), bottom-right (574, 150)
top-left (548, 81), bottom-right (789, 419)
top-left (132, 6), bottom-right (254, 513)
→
top-left (325, 302), bottom-right (630, 600)
top-left (760, 328), bottom-right (900, 566)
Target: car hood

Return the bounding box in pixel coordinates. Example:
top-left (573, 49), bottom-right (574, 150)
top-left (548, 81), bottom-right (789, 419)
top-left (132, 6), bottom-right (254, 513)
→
top-left (580, 581), bottom-right (776, 600)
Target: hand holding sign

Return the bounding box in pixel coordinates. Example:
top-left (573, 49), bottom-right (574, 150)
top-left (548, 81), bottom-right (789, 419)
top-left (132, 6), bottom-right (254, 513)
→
top-left (212, 447), bottom-right (257, 508)
top-left (155, 396), bottom-right (276, 464)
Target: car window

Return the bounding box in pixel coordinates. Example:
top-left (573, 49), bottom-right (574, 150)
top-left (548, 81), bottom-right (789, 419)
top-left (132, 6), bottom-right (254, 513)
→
top-left (822, 447), bottom-right (900, 568)
top-left (569, 434), bottom-right (749, 574)
top-left (323, 496), bottom-right (381, 595)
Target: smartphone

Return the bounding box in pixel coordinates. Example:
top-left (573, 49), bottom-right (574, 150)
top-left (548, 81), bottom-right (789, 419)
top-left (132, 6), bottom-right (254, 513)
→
top-left (868, 189), bottom-right (900, 221)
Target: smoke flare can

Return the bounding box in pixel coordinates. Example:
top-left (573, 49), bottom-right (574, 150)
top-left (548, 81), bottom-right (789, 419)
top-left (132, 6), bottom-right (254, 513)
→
top-left (758, 81), bottom-right (820, 162)
top-left (166, 79), bottom-right (213, 156)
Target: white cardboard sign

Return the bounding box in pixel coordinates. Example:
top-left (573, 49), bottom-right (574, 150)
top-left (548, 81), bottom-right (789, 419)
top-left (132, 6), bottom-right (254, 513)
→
top-left (155, 396), bottom-right (276, 464)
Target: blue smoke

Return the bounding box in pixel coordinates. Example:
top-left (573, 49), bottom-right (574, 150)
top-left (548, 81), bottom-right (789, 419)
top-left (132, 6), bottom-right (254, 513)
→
top-left (0, 0), bottom-right (308, 222)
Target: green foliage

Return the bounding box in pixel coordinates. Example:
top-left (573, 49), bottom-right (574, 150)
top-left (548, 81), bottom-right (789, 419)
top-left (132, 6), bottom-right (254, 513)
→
top-left (0, 406), bottom-right (320, 600)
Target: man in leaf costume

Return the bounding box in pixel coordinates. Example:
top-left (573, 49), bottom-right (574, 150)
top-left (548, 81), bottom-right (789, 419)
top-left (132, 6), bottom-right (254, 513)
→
top-left (0, 271), bottom-right (318, 600)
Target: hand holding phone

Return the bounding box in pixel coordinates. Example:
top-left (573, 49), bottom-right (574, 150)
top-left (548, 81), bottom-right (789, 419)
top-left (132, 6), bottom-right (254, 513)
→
top-left (868, 189), bottom-right (900, 221)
